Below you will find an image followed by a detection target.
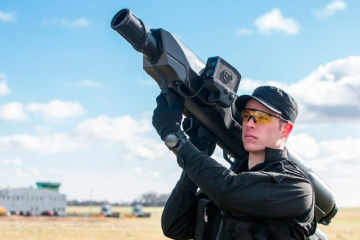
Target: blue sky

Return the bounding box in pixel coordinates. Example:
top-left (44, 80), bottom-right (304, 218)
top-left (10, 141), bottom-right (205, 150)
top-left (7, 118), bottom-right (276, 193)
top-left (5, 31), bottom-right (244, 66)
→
top-left (1, 0), bottom-right (359, 207)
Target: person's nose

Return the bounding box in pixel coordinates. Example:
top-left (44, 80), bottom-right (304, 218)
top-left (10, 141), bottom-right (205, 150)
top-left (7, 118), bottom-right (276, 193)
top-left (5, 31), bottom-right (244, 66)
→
top-left (245, 116), bottom-right (257, 128)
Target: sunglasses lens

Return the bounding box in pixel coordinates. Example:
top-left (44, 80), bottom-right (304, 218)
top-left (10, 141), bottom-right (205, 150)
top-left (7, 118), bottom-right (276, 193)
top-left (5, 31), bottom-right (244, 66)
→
top-left (255, 112), bottom-right (273, 124)
top-left (242, 110), bottom-right (274, 125)
top-left (242, 111), bottom-right (251, 121)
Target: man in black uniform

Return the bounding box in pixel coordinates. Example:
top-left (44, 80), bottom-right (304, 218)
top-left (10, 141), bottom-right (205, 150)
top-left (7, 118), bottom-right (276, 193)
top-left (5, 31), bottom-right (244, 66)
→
top-left (152, 86), bottom-right (316, 240)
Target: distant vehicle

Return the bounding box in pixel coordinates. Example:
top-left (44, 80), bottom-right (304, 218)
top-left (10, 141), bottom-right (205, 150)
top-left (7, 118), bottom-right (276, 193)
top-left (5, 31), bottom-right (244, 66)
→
top-left (25, 211), bottom-right (35, 217)
top-left (100, 203), bottom-right (120, 218)
top-left (0, 206), bottom-right (9, 216)
top-left (10, 210), bottom-right (20, 216)
top-left (41, 211), bottom-right (54, 216)
top-left (101, 203), bottom-right (112, 216)
top-left (132, 205), bottom-right (150, 218)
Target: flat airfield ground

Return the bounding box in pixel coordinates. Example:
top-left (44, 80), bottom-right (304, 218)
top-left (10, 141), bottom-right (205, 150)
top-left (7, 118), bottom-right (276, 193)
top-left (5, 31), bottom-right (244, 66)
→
top-left (0, 207), bottom-right (358, 240)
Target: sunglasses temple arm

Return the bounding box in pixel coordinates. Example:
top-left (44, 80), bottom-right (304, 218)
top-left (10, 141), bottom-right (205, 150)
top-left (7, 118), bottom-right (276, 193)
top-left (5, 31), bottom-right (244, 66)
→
top-left (230, 105), bottom-right (242, 129)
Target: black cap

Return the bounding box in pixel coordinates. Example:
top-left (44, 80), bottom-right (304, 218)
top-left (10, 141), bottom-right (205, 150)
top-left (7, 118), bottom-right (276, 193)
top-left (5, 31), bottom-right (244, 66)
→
top-left (235, 86), bottom-right (298, 123)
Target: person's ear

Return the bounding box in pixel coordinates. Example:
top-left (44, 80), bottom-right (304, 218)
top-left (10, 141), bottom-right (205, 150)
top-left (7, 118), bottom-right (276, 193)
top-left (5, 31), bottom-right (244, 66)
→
top-left (282, 122), bottom-right (293, 138)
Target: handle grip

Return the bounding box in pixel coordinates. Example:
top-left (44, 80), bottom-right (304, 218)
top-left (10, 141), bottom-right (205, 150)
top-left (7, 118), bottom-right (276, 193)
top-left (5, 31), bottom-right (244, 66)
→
top-left (161, 88), bottom-right (179, 108)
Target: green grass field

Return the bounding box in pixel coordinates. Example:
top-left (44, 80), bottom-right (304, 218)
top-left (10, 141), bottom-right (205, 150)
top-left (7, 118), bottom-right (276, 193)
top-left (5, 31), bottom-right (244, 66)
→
top-left (0, 206), bottom-right (358, 240)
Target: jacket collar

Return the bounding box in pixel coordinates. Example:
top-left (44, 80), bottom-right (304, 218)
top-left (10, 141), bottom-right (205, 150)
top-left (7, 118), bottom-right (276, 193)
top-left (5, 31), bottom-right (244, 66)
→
top-left (264, 147), bottom-right (288, 163)
top-left (234, 148), bottom-right (288, 173)
top-left (248, 147), bottom-right (288, 171)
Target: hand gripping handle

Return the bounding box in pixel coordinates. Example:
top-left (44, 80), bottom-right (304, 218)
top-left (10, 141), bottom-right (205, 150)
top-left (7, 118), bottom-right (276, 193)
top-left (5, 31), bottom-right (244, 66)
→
top-left (161, 88), bottom-right (179, 108)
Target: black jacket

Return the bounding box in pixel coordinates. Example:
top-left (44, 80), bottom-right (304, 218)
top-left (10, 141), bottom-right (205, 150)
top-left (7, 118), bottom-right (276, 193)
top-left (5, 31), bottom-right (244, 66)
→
top-left (162, 142), bottom-right (316, 240)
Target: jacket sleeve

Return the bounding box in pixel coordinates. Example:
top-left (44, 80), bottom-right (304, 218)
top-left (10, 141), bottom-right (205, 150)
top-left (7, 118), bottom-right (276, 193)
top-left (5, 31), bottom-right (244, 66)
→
top-left (161, 170), bottom-right (202, 239)
top-left (176, 141), bottom-right (314, 219)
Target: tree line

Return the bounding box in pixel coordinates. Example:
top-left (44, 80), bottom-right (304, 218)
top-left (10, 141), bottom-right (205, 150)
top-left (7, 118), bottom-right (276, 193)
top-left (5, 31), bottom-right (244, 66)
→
top-left (67, 192), bottom-right (170, 206)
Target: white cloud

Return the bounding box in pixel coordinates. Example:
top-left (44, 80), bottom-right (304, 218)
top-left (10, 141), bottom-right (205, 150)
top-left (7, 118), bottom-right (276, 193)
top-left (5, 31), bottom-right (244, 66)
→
top-left (0, 72), bottom-right (11, 97)
top-left (28, 167), bottom-right (40, 175)
top-left (314, 0), bottom-right (346, 19)
top-left (327, 177), bottom-right (360, 207)
top-left (119, 138), bottom-right (169, 162)
top-left (0, 102), bottom-right (28, 121)
top-left (75, 114), bottom-right (172, 161)
top-left (0, 11), bottom-right (16, 22)
top-left (0, 114), bottom-right (170, 159)
top-left (237, 28), bottom-right (254, 36)
top-left (26, 100), bottom-right (86, 122)
top-left (41, 18), bottom-right (90, 27)
top-left (0, 133), bottom-right (83, 154)
top-left (288, 133), bottom-right (360, 171)
top-left (75, 115), bottom-right (151, 143)
top-left (34, 125), bottom-right (53, 134)
top-left (146, 170), bottom-right (160, 177)
top-left (79, 79), bottom-right (104, 89)
top-left (133, 167), bottom-right (143, 174)
top-left (16, 167), bottom-right (40, 177)
top-left (241, 56), bottom-right (360, 124)
top-left (288, 136), bottom-right (359, 207)
top-left (71, 18), bottom-right (90, 27)
top-left (254, 8), bottom-right (300, 35)
top-left (286, 56), bottom-right (360, 123)
top-left (287, 133), bottom-right (320, 158)
top-left (47, 168), bottom-right (55, 174)
top-left (0, 82), bottom-right (11, 96)
top-left (1, 158), bottom-right (23, 166)
top-left (132, 168), bottom-right (159, 177)
top-left (171, 171), bottom-right (182, 178)
top-left (15, 170), bottom-right (28, 177)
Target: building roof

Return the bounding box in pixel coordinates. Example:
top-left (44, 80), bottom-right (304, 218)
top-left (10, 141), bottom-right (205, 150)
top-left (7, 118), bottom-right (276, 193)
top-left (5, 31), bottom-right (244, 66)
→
top-left (36, 182), bottom-right (61, 192)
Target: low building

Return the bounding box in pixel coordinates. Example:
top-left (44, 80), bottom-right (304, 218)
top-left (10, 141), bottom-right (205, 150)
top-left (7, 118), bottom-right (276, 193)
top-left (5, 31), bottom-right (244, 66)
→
top-left (0, 182), bottom-right (66, 216)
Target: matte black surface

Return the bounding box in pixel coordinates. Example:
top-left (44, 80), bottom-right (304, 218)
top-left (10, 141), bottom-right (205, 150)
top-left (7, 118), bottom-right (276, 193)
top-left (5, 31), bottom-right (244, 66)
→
top-left (111, 9), bottom-right (159, 61)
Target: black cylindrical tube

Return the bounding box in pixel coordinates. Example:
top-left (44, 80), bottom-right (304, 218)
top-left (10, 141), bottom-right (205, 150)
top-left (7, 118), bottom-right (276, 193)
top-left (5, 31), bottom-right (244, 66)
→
top-left (111, 9), bottom-right (160, 61)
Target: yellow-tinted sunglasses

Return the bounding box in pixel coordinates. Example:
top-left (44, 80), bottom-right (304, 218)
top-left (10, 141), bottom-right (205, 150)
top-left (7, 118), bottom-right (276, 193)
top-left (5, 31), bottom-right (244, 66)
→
top-left (241, 108), bottom-right (290, 125)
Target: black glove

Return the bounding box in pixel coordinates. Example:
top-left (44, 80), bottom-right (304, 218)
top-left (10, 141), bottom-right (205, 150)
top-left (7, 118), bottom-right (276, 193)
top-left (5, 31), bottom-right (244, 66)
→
top-left (152, 94), bottom-right (185, 141)
top-left (182, 118), bottom-right (216, 156)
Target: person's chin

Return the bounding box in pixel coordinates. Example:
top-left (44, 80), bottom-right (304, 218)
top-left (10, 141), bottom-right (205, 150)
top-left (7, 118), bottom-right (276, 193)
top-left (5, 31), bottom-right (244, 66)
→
top-left (244, 143), bottom-right (263, 152)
